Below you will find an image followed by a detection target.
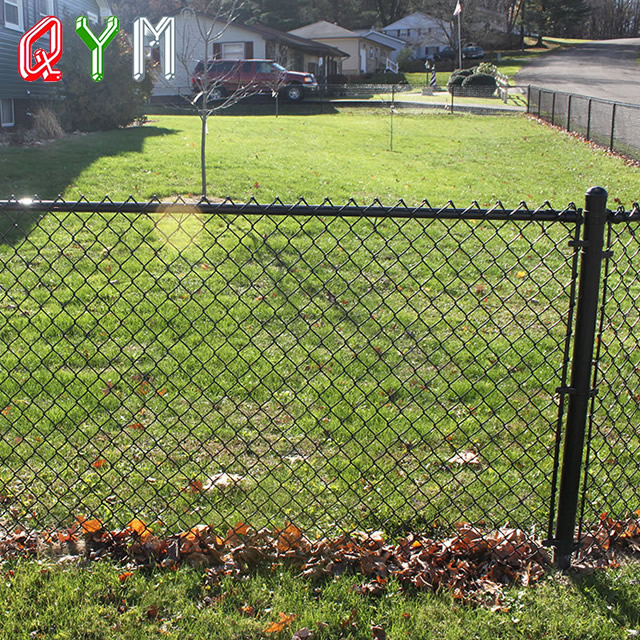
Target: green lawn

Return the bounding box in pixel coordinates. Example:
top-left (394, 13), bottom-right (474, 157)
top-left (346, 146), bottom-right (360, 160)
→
top-left (1, 111), bottom-right (638, 206)
top-left (1, 110), bottom-right (640, 638)
top-left (0, 559), bottom-right (639, 639)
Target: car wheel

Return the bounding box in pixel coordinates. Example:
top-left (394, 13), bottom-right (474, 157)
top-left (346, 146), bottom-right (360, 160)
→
top-left (208, 86), bottom-right (225, 101)
top-left (285, 84), bottom-right (303, 102)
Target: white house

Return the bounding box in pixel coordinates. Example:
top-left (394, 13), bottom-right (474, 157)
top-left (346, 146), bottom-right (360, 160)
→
top-left (150, 12), bottom-right (347, 98)
top-left (289, 21), bottom-right (395, 75)
top-left (381, 12), bottom-right (450, 60)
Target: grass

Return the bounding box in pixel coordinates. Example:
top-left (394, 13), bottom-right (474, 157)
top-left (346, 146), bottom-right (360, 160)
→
top-left (1, 559), bottom-right (640, 639)
top-left (1, 110), bottom-right (640, 636)
top-left (1, 111), bottom-right (638, 206)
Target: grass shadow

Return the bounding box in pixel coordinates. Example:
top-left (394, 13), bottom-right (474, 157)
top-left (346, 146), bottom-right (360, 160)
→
top-left (146, 96), bottom-right (340, 117)
top-left (572, 561), bottom-right (640, 628)
top-left (0, 124), bottom-right (176, 246)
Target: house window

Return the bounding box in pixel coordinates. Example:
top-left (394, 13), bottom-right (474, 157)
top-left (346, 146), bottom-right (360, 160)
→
top-left (3, 0), bottom-right (24, 30)
top-left (1, 99), bottom-right (15, 127)
top-left (86, 11), bottom-right (99, 24)
top-left (221, 43), bottom-right (244, 60)
top-left (369, 46), bottom-right (374, 58)
top-left (36, 0), bottom-right (52, 19)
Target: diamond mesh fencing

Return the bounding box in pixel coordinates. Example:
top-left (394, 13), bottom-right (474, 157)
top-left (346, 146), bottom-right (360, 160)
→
top-left (0, 199), bottom-right (584, 543)
top-left (581, 211), bottom-right (640, 527)
top-left (528, 86), bottom-right (640, 161)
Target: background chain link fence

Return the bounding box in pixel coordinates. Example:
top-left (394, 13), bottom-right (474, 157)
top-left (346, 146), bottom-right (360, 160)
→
top-left (0, 197), bottom-right (638, 557)
top-left (528, 86), bottom-right (640, 161)
top-left (580, 213), bottom-right (640, 531)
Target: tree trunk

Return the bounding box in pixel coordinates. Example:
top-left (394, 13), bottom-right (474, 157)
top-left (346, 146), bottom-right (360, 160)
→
top-left (201, 114), bottom-right (207, 198)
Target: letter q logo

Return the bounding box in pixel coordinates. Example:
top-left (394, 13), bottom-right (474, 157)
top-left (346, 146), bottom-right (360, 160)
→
top-left (19, 16), bottom-right (63, 82)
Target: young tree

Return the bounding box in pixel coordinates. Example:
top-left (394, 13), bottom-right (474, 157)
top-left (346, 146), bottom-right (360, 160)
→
top-left (155, 0), bottom-right (260, 197)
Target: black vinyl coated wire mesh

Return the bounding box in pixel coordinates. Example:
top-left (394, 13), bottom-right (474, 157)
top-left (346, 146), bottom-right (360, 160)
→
top-left (528, 86), bottom-right (640, 161)
top-left (0, 196), bottom-right (637, 557)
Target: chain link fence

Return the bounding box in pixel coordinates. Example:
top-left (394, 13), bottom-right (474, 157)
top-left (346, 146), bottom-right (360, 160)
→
top-left (528, 86), bottom-right (640, 161)
top-left (0, 194), bottom-right (639, 566)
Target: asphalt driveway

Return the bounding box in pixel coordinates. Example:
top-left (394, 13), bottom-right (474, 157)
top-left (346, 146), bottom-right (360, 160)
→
top-left (516, 38), bottom-right (640, 105)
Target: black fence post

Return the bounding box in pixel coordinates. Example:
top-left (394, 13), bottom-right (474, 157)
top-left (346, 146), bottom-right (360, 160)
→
top-left (587, 99), bottom-right (592, 141)
top-left (554, 186), bottom-right (608, 570)
top-left (610, 103), bottom-right (617, 151)
top-left (567, 95), bottom-right (572, 132)
top-left (551, 91), bottom-right (556, 125)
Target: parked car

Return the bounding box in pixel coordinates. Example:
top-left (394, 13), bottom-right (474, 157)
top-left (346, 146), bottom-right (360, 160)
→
top-left (434, 46), bottom-right (455, 61)
top-left (462, 44), bottom-right (485, 59)
top-left (192, 59), bottom-right (318, 102)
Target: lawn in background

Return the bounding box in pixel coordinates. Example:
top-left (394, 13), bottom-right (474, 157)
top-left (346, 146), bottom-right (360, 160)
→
top-left (0, 111), bottom-right (638, 207)
top-left (1, 109), bottom-right (640, 639)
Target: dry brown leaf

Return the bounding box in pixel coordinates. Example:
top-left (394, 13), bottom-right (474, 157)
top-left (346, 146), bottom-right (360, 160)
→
top-left (1, 406), bottom-right (11, 416)
top-left (92, 458), bottom-right (107, 469)
top-left (292, 628), bottom-right (313, 639)
top-left (127, 422), bottom-right (144, 431)
top-left (77, 516), bottom-right (102, 534)
top-left (371, 625), bottom-right (386, 640)
top-left (203, 472), bottom-right (244, 491)
top-left (277, 523), bottom-right (303, 553)
top-left (128, 518), bottom-right (153, 542)
top-left (264, 612), bottom-right (296, 634)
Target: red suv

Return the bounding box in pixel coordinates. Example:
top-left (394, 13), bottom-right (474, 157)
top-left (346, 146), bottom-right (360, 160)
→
top-left (192, 59), bottom-right (318, 102)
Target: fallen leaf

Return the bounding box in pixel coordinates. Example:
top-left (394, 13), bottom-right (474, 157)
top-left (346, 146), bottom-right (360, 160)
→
top-left (119, 571), bottom-right (134, 582)
top-left (186, 479), bottom-right (203, 493)
top-left (146, 604), bottom-right (159, 619)
top-left (277, 523), bottom-right (303, 553)
top-left (127, 423), bottom-right (144, 431)
top-left (92, 458), bottom-right (107, 469)
top-left (371, 625), bottom-right (386, 640)
top-left (447, 450), bottom-right (481, 467)
top-left (203, 472), bottom-right (244, 491)
top-left (128, 518), bottom-right (153, 542)
top-left (102, 380), bottom-right (114, 395)
top-left (264, 612), bottom-right (296, 634)
top-left (157, 389), bottom-right (167, 396)
top-left (76, 516), bottom-right (103, 534)
top-left (516, 271), bottom-right (526, 279)
top-left (292, 628), bottom-right (312, 639)
top-left (1, 406), bottom-right (12, 416)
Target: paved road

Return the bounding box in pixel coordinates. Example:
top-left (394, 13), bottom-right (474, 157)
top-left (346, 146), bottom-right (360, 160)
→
top-left (516, 38), bottom-right (640, 104)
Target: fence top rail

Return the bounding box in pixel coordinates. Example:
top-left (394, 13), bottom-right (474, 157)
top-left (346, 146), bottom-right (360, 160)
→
top-left (528, 84), bottom-right (640, 110)
top-left (0, 197), bottom-right (582, 223)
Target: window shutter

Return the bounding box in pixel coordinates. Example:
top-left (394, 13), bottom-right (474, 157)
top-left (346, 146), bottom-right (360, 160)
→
top-left (244, 41), bottom-right (254, 59)
top-left (212, 42), bottom-right (221, 59)
top-left (0, 1), bottom-right (5, 25)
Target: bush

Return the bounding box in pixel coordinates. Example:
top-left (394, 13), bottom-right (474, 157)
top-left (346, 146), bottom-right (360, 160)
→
top-left (447, 68), bottom-right (474, 87)
top-left (461, 73), bottom-right (497, 88)
top-left (32, 105), bottom-right (64, 140)
top-left (58, 18), bottom-right (153, 131)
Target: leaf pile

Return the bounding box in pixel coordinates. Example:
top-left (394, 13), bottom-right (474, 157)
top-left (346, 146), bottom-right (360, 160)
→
top-left (573, 511), bottom-right (640, 570)
top-left (1, 514), bottom-right (640, 604)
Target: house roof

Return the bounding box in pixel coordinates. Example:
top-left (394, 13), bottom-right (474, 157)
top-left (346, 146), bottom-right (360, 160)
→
top-left (166, 11), bottom-right (348, 59)
top-left (354, 29), bottom-right (405, 48)
top-left (382, 12), bottom-right (442, 31)
top-left (240, 22), bottom-right (348, 58)
top-left (289, 20), bottom-right (361, 40)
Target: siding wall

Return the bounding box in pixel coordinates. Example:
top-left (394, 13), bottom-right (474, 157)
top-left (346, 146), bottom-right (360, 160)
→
top-left (153, 14), bottom-right (267, 97)
top-left (0, 0), bottom-right (104, 117)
